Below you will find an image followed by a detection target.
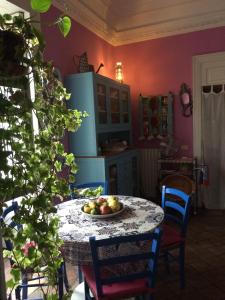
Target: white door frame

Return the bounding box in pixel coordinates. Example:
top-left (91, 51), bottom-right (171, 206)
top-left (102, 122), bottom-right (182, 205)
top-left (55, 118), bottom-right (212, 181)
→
top-left (192, 51), bottom-right (225, 161)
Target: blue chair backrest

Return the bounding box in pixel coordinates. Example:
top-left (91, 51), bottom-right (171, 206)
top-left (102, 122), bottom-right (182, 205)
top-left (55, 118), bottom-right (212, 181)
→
top-left (89, 228), bottom-right (162, 297)
top-left (0, 201), bottom-right (21, 251)
top-left (70, 181), bottom-right (108, 199)
top-left (161, 186), bottom-right (191, 237)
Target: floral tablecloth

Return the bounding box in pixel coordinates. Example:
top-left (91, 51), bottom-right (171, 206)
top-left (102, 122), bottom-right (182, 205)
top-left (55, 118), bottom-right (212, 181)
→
top-left (57, 195), bottom-right (164, 265)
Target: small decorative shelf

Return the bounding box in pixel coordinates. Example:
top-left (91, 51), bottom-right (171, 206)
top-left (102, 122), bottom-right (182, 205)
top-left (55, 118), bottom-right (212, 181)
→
top-left (138, 92), bottom-right (174, 140)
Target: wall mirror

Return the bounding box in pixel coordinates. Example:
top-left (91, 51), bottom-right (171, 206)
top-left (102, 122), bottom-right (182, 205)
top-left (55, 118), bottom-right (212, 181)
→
top-left (179, 83), bottom-right (192, 117)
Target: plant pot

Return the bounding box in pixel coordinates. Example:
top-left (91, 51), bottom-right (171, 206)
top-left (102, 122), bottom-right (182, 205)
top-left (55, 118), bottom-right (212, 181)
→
top-left (0, 30), bottom-right (28, 77)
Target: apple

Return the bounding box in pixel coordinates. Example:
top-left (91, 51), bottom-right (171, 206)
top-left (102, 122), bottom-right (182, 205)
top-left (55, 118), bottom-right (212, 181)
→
top-left (100, 204), bottom-right (111, 215)
top-left (83, 205), bottom-right (91, 214)
top-left (90, 208), bottom-right (98, 215)
top-left (96, 197), bottom-right (107, 205)
top-left (88, 201), bottom-right (96, 209)
top-left (107, 196), bottom-right (119, 203)
top-left (111, 202), bottom-right (121, 213)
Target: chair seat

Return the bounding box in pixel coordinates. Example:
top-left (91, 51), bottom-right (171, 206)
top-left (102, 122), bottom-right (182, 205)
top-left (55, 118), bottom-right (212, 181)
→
top-left (161, 224), bottom-right (185, 248)
top-left (81, 265), bottom-right (154, 300)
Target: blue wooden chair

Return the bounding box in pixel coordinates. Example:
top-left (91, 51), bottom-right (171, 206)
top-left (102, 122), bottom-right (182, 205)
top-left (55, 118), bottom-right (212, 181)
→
top-left (69, 181), bottom-right (108, 200)
top-left (81, 228), bottom-right (162, 300)
top-left (1, 201), bottom-right (65, 300)
top-left (160, 186), bottom-right (191, 288)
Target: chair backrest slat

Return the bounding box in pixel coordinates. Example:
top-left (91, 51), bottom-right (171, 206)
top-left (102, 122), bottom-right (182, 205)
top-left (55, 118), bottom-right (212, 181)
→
top-left (1, 201), bottom-right (21, 251)
top-left (2, 201), bottom-right (19, 218)
top-left (94, 231), bottom-right (159, 247)
top-left (99, 252), bottom-right (154, 266)
top-left (101, 270), bottom-right (153, 285)
top-left (164, 200), bottom-right (185, 216)
top-left (162, 186), bottom-right (191, 236)
top-left (89, 228), bottom-right (162, 297)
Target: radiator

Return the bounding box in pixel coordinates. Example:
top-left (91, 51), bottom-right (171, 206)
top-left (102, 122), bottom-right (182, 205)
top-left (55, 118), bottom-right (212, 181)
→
top-left (139, 149), bottom-right (160, 198)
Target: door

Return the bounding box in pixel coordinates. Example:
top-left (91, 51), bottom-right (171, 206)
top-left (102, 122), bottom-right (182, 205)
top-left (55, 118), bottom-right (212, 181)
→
top-left (193, 51), bottom-right (225, 209)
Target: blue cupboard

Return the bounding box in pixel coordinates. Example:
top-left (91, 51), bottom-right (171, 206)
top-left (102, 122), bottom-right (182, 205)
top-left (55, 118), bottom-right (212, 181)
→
top-left (64, 72), bottom-right (138, 195)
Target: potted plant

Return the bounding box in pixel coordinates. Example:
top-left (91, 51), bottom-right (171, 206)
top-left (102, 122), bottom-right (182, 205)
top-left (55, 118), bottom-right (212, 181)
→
top-left (0, 1), bottom-right (85, 299)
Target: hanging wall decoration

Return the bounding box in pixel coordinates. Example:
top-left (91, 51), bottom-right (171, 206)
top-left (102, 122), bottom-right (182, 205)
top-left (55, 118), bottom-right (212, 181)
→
top-left (179, 83), bottom-right (193, 117)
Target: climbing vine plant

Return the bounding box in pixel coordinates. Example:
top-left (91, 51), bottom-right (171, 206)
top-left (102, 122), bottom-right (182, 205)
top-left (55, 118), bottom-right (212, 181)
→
top-left (0, 1), bottom-right (85, 298)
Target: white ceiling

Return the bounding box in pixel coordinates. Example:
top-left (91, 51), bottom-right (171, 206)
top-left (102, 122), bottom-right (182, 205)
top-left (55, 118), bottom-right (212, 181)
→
top-left (54, 0), bottom-right (225, 46)
top-left (0, 0), bottom-right (29, 16)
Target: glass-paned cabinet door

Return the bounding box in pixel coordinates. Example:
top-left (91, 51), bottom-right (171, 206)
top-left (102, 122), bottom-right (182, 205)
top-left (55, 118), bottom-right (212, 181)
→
top-left (161, 95), bottom-right (168, 136)
top-left (110, 87), bottom-right (120, 123)
top-left (121, 90), bottom-right (129, 123)
top-left (97, 83), bottom-right (107, 124)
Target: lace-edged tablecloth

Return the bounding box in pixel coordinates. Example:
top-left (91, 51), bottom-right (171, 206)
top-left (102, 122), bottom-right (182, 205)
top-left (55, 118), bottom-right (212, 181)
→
top-left (57, 196), bottom-right (164, 265)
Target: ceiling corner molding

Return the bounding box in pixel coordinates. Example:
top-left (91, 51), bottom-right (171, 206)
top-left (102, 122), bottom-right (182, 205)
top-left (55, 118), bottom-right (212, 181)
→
top-left (113, 13), bottom-right (225, 46)
top-left (53, 0), bottom-right (225, 46)
top-left (53, 0), bottom-right (116, 45)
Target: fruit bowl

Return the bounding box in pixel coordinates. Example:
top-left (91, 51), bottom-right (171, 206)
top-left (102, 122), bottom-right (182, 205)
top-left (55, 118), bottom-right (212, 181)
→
top-left (81, 196), bottom-right (125, 219)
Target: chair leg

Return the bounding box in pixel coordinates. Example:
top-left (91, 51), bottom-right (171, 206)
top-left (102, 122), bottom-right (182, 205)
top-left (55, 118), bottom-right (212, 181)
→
top-left (163, 251), bottom-right (170, 274)
top-left (21, 274), bottom-right (28, 300)
top-left (84, 279), bottom-right (93, 300)
top-left (141, 294), bottom-right (154, 300)
top-left (63, 261), bottom-right (70, 292)
top-left (78, 265), bottom-right (83, 283)
top-left (149, 294), bottom-right (155, 300)
top-left (58, 264), bottom-right (64, 300)
top-left (179, 243), bottom-right (185, 289)
top-left (15, 286), bottom-right (21, 300)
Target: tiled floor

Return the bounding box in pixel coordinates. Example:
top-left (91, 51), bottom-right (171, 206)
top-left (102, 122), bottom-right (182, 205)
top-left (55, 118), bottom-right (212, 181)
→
top-left (5, 209), bottom-right (225, 299)
top-left (155, 209), bottom-right (225, 300)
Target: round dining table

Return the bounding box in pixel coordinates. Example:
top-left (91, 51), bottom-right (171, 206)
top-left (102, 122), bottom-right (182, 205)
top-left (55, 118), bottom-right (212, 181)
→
top-left (57, 195), bottom-right (164, 266)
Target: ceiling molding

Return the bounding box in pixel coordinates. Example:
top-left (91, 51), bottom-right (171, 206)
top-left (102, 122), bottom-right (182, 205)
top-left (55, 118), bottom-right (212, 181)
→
top-left (53, 0), bottom-right (115, 44)
top-left (53, 0), bottom-right (225, 46)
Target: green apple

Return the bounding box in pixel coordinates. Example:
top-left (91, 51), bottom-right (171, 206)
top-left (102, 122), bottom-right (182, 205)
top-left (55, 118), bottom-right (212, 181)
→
top-left (107, 196), bottom-right (119, 203)
top-left (90, 208), bottom-right (98, 215)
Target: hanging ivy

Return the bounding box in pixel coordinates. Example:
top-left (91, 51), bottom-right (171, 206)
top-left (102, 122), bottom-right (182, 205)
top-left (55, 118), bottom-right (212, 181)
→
top-left (0, 3), bottom-right (86, 298)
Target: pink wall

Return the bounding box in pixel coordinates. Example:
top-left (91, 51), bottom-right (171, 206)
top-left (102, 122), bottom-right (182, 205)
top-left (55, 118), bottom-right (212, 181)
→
top-left (41, 6), bottom-right (115, 79)
top-left (114, 26), bottom-right (225, 156)
top-left (40, 7), bottom-right (115, 151)
top-left (41, 7), bottom-right (225, 157)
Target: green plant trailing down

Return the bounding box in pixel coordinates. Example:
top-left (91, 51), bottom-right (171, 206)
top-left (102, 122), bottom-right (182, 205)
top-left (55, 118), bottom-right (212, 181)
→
top-left (31, 0), bottom-right (71, 37)
top-left (74, 186), bottom-right (103, 198)
top-left (0, 3), bottom-right (86, 299)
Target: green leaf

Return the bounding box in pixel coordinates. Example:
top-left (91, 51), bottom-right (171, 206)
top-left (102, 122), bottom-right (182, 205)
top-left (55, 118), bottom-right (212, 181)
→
top-left (71, 164), bottom-right (78, 174)
top-left (57, 16), bottom-right (71, 37)
top-left (31, 0), bottom-right (52, 13)
top-left (10, 268), bottom-right (21, 282)
top-left (69, 175), bottom-right (75, 183)
top-left (54, 160), bottom-right (62, 172)
top-left (6, 279), bottom-right (15, 289)
top-left (65, 153), bottom-right (74, 165)
top-left (55, 142), bottom-right (64, 155)
top-left (32, 26), bottom-right (45, 51)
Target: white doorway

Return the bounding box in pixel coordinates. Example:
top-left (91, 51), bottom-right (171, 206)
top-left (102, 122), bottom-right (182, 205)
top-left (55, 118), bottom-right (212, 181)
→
top-left (193, 51), bottom-right (225, 209)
